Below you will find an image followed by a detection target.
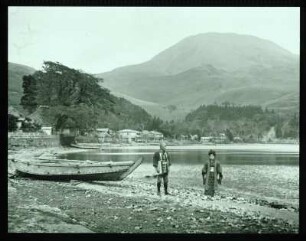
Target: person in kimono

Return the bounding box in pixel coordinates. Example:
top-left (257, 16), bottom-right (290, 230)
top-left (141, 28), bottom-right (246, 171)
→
top-left (153, 141), bottom-right (171, 195)
top-left (202, 149), bottom-right (223, 197)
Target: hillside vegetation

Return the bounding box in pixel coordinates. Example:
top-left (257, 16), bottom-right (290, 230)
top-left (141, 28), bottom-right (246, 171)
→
top-left (8, 63), bottom-right (36, 112)
top-left (18, 61), bottom-right (152, 132)
top-left (98, 33), bottom-right (299, 120)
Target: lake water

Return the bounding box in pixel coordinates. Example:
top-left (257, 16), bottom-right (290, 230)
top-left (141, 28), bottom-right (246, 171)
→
top-left (59, 146), bottom-right (299, 204)
top-left (60, 148), bottom-right (299, 166)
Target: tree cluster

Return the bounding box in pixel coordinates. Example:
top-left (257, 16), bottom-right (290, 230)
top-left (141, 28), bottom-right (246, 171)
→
top-left (20, 61), bottom-right (152, 132)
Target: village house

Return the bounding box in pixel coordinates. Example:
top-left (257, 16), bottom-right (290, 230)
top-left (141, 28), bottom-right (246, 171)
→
top-left (138, 130), bottom-right (164, 143)
top-left (233, 136), bottom-right (243, 143)
top-left (213, 133), bottom-right (227, 143)
top-left (139, 130), bottom-right (150, 142)
top-left (8, 106), bottom-right (25, 131)
top-left (96, 128), bottom-right (113, 143)
top-left (41, 126), bottom-right (53, 135)
top-left (190, 134), bottom-right (199, 141)
top-left (149, 131), bottom-right (164, 142)
top-left (201, 136), bottom-right (214, 144)
top-left (117, 129), bottom-right (140, 143)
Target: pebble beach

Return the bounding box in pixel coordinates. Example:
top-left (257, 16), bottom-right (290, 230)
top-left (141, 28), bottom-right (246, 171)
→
top-left (8, 145), bottom-right (299, 233)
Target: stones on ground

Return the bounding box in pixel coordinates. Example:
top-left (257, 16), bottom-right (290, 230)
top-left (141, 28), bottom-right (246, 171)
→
top-left (157, 217), bottom-right (164, 223)
top-left (198, 218), bottom-right (205, 223)
top-left (134, 208), bottom-right (143, 212)
top-left (134, 226), bottom-right (142, 230)
top-left (149, 207), bottom-right (158, 211)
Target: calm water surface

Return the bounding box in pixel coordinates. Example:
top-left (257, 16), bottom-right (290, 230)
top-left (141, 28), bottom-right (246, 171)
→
top-left (61, 148), bottom-right (299, 166)
top-left (59, 148), bottom-right (299, 202)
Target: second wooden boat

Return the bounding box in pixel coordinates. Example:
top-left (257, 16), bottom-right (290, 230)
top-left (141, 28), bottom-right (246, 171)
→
top-left (70, 143), bottom-right (102, 149)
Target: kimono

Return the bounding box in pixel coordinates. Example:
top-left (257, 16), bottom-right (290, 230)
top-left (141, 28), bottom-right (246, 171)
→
top-left (153, 151), bottom-right (171, 184)
top-left (202, 159), bottom-right (223, 196)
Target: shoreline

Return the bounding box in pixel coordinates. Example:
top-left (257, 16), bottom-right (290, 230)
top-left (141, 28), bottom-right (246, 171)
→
top-left (8, 146), bottom-right (299, 233)
top-left (100, 143), bottom-right (299, 154)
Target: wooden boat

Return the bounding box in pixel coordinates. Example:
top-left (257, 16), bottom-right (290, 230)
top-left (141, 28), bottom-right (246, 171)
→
top-left (70, 143), bottom-right (102, 149)
top-left (10, 157), bottom-right (143, 181)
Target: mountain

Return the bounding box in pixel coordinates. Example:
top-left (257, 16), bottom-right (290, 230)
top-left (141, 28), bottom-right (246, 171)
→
top-left (9, 62), bottom-right (36, 112)
top-left (97, 33), bottom-right (299, 120)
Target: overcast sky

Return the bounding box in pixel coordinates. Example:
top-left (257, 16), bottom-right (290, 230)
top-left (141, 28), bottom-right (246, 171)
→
top-left (9, 7), bottom-right (300, 73)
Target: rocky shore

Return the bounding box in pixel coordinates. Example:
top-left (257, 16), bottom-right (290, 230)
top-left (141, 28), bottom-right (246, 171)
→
top-left (8, 147), bottom-right (299, 233)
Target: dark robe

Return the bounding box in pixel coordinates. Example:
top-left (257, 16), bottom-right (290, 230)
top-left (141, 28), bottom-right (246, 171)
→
top-left (202, 159), bottom-right (222, 196)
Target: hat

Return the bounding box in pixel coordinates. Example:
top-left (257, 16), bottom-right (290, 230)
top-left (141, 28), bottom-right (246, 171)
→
top-left (160, 141), bottom-right (167, 150)
top-left (208, 149), bottom-right (216, 156)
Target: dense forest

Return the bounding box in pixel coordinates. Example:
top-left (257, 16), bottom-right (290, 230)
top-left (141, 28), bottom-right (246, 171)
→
top-left (19, 61), bottom-right (152, 132)
top-left (136, 103), bottom-right (299, 141)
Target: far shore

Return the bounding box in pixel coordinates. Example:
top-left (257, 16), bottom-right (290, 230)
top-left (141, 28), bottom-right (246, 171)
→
top-left (97, 143), bottom-right (299, 154)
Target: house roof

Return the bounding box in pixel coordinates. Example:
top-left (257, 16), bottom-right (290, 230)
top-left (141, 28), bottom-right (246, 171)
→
top-left (150, 131), bottom-right (163, 135)
top-left (27, 107), bottom-right (52, 126)
top-left (118, 129), bottom-right (139, 133)
top-left (8, 106), bottom-right (23, 118)
top-left (96, 128), bottom-right (110, 132)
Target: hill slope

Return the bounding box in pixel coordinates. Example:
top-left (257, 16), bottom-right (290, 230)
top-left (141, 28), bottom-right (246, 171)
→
top-left (9, 63), bottom-right (36, 111)
top-left (8, 61), bottom-right (153, 131)
top-left (97, 33), bottom-right (299, 120)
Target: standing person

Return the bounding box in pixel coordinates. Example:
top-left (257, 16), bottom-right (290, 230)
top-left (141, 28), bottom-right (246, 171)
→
top-left (202, 149), bottom-right (223, 197)
top-left (153, 141), bottom-right (171, 195)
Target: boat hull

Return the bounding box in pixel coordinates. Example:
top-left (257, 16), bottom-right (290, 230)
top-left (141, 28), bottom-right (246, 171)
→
top-left (70, 143), bottom-right (101, 149)
top-left (11, 158), bottom-right (142, 181)
top-left (15, 169), bottom-right (129, 181)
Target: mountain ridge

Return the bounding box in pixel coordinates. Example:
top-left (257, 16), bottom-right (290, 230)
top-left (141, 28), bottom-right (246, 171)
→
top-left (97, 32), bottom-right (299, 120)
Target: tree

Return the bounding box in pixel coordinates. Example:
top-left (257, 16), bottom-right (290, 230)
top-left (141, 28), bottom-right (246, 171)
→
top-left (20, 75), bottom-right (37, 113)
top-left (20, 61), bottom-right (153, 133)
top-left (225, 128), bottom-right (234, 142)
top-left (275, 124), bottom-right (283, 138)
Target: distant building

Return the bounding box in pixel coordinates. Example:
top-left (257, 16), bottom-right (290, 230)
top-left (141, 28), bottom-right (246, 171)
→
top-left (190, 134), bottom-right (199, 141)
top-left (9, 106), bottom-right (24, 131)
top-left (213, 133), bottom-right (227, 143)
top-left (139, 130), bottom-right (150, 142)
top-left (150, 131), bottom-right (164, 141)
top-left (233, 136), bottom-right (243, 143)
top-left (96, 128), bottom-right (113, 142)
top-left (96, 128), bottom-right (113, 136)
top-left (201, 136), bottom-right (214, 143)
top-left (261, 127), bottom-right (276, 143)
top-left (16, 117), bottom-right (25, 130)
top-left (41, 126), bottom-right (53, 135)
top-left (118, 129), bottom-right (140, 143)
